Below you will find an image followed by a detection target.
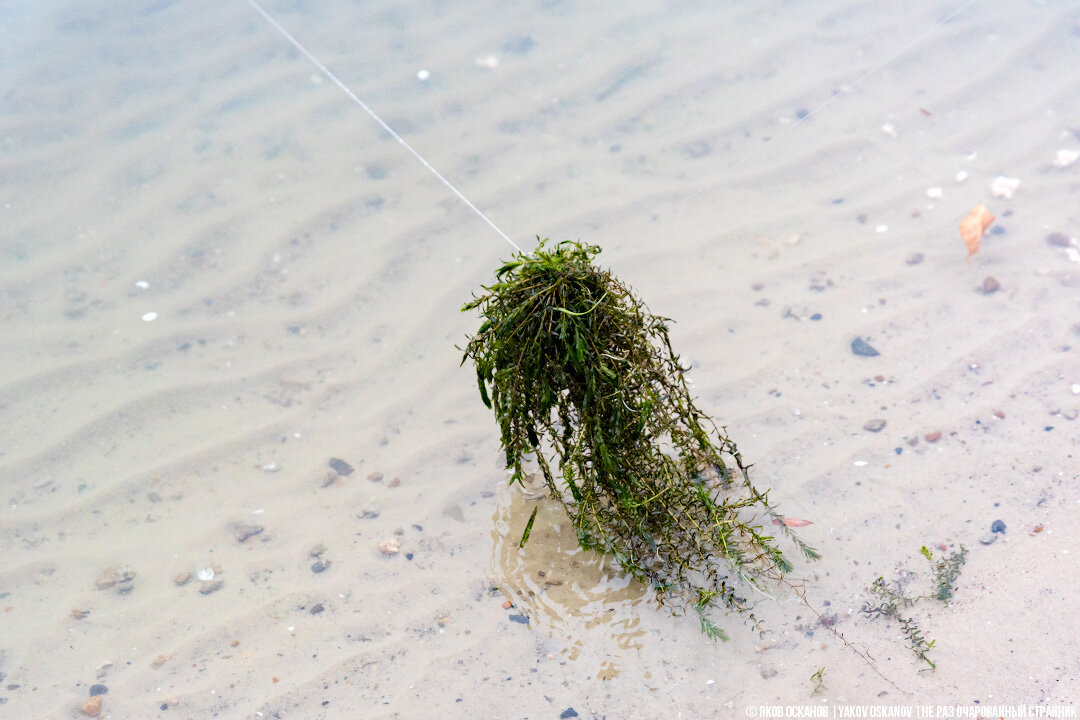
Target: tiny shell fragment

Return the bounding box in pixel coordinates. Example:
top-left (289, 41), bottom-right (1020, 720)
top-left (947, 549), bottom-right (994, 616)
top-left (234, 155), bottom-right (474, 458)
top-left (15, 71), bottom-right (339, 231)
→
top-left (990, 176), bottom-right (1019, 199)
top-left (378, 537), bottom-right (402, 555)
top-left (926, 187), bottom-right (943, 199)
top-left (1052, 149), bottom-right (1079, 168)
top-left (959, 203), bottom-right (994, 256)
top-left (773, 517), bottom-right (813, 527)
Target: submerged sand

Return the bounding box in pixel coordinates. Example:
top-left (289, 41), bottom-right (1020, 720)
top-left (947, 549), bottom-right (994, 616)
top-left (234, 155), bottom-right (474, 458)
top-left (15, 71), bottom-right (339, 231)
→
top-left (1, 0), bottom-right (1078, 717)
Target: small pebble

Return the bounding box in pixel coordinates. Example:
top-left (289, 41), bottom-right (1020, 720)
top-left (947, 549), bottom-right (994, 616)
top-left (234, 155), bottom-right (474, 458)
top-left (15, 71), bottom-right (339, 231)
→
top-left (991, 519), bottom-right (1006, 534)
top-left (810, 313), bottom-right (822, 321)
top-left (95, 568), bottom-right (120, 590)
top-left (863, 419), bottom-right (887, 433)
top-left (174, 571), bottom-right (191, 586)
top-left (979, 534), bottom-right (997, 546)
top-left (560, 709), bottom-right (579, 719)
top-left (232, 524), bottom-right (264, 543)
top-left (378, 537), bottom-right (401, 555)
top-left (1046, 232), bottom-right (1074, 248)
top-left (508, 614), bottom-right (530, 624)
top-left (368, 472), bottom-right (384, 482)
top-left (328, 458), bottom-right (354, 476)
top-left (142, 312), bottom-right (158, 322)
top-left (152, 654), bottom-right (169, 668)
top-left (88, 684), bottom-right (108, 696)
top-left (310, 603), bottom-right (325, 615)
top-left (924, 430), bottom-right (942, 443)
top-left (311, 558), bottom-right (331, 573)
top-left (760, 666), bottom-right (778, 679)
top-left (309, 544), bottom-right (327, 558)
top-left (81, 696), bottom-right (103, 717)
top-left (981, 276), bottom-right (1000, 294)
top-left (905, 253), bottom-right (925, 265)
top-left (851, 338), bottom-right (880, 357)
top-left (199, 579), bottom-right (224, 595)
top-left (71, 608), bottom-right (89, 620)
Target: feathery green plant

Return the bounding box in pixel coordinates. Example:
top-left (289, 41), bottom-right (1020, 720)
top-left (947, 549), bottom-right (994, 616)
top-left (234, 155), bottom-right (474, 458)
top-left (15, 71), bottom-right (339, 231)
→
top-left (461, 239), bottom-right (818, 636)
top-left (861, 545), bottom-right (967, 670)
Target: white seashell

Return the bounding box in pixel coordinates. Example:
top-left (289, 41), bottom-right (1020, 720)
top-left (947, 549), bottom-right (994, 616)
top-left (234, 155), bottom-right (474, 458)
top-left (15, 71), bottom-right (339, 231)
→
top-left (1052, 149), bottom-right (1078, 168)
top-left (990, 176), bottom-right (1019, 199)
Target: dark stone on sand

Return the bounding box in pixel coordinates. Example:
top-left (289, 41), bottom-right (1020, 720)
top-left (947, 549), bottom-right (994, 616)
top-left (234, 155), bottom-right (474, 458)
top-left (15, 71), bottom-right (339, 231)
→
top-left (1046, 232), bottom-right (1073, 248)
top-left (310, 603), bottom-right (325, 615)
top-left (851, 338), bottom-right (879, 357)
top-left (560, 709), bottom-right (579, 719)
top-left (328, 458), bottom-right (354, 476)
top-left (311, 559), bottom-right (331, 573)
top-left (89, 685), bottom-right (108, 696)
top-left (981, 277), bottom-right (1000, 294)
top-left (905, 252), bottom-right (925, 265)
top-left (508, 614), bottom-right (530, 624)
top-left (991, 519), bottom-right (1006, 534)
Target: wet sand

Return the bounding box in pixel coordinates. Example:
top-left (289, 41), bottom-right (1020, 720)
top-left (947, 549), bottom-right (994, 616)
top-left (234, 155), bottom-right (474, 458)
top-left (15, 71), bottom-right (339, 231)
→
top-left (1, 0), bottom-right (1078, 716)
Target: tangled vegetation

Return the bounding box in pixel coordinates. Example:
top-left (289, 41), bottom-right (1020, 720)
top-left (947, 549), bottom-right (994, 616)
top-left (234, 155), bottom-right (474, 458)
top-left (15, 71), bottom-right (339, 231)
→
top-left (861, 545), bottom-right (968, 670)
top-left (461, 239), bottom-right (818, 637)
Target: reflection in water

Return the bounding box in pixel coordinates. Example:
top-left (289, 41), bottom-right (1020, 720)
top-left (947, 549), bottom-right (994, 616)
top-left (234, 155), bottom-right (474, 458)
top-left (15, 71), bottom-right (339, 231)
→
top-left (490, 484), bottom-right (650, 670)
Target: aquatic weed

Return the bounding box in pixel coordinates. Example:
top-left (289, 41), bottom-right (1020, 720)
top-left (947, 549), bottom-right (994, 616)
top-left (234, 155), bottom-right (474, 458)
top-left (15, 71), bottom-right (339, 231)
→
top-left (462, 239), bottom-right (818, 636)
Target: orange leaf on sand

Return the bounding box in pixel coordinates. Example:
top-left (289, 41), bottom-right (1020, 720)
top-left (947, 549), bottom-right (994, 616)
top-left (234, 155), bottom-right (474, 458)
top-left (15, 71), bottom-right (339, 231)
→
top-left (773, 517), bottom-right (813, 527)
top-left (959, 203), bottom-right (994, 256)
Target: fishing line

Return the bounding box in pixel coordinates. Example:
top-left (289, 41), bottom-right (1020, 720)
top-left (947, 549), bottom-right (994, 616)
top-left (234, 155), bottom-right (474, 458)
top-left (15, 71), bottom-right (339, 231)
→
top-left (245, 0), bottom-right (979, 247)
top-left (243, 0), bottom-right (520, 252)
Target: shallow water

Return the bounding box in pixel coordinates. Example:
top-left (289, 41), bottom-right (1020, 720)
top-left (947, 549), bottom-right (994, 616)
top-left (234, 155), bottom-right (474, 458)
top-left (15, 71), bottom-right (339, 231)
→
top-left (2, 0), bottom-right (1079, 717)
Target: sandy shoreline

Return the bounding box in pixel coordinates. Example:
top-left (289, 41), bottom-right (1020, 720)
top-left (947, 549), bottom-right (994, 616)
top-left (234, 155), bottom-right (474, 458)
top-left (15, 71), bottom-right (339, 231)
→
top-left (2, 0), bottom-right (1078, 717)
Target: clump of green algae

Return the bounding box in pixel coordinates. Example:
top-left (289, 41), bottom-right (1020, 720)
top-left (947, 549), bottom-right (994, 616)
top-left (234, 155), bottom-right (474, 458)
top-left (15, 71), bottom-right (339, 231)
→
top-left (462, 239), bottom-right (818, 638)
